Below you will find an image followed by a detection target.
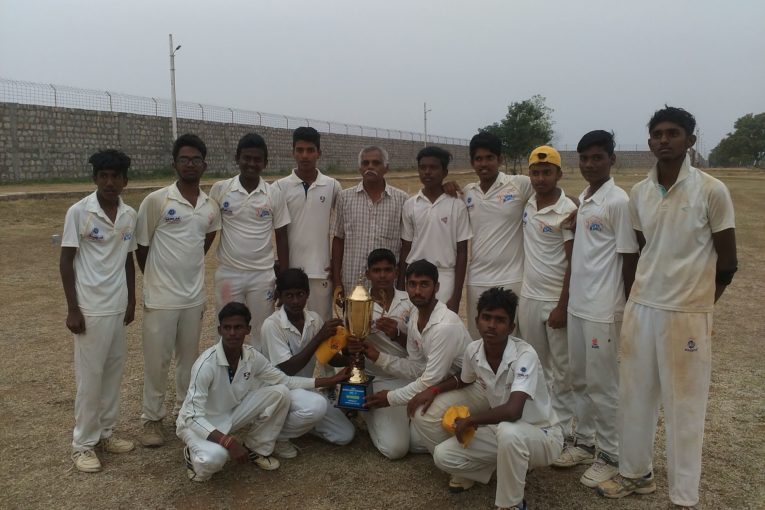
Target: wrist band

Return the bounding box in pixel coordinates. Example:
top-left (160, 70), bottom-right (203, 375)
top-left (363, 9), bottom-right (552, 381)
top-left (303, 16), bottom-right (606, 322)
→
top-left (429, 386), bottom-right (441, 395)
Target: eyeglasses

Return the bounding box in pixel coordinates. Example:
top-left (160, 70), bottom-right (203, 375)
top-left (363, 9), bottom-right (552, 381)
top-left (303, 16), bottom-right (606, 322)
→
top-left (176, 156), bottom-right (205, 167)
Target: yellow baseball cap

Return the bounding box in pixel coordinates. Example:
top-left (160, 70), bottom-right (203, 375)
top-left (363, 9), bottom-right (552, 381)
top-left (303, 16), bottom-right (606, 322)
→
top-left (528, 145), bottom-right (561, 168)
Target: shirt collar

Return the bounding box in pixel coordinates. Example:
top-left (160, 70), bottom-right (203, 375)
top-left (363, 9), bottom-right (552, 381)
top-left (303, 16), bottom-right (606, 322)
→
top-left (168, 182), bottom-right (210, 207)
top-left (474, 337), bottom-right (519, 374)
top-left (647, 154), bottom-right (692, 192)
top-left (582, 178), bottom-right (615, 206)
top-left (84, 191), bottom-right (128, 220)
top-left (415, 189), bottom-right (447, 205)
top-left (288, 169), bottom-right (329, 187)
top-left (466, 172), bottom-right (511, 196)
top-left (231, 176), bottom-right (267, 195)
top-left (372, 289), bottom-right (410, 315)
top-left (276, 306), bottom-right (316, 334)
top-left (214, 339), bottom-right (251, 367)
top-left (529, 188), bottom-right (570, 214)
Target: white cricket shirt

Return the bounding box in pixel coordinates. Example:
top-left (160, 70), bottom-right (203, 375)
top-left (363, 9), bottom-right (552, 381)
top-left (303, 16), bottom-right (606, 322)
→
top-left (365, 289), bottom-right (414, 380)
top-left (261, 307), bottom-right (325, 379)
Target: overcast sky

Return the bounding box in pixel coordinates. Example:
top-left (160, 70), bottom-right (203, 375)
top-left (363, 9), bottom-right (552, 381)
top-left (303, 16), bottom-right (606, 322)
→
top-left (2, 0), bottom-right (763, 155)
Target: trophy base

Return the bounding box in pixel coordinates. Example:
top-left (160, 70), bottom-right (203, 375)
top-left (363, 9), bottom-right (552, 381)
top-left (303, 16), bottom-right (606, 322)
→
top-left (335, 376), bottom-right (375, 411)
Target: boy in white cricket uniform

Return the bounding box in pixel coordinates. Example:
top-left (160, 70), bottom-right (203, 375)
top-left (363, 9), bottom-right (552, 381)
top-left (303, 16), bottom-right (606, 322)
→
top-left (261, 268), bottom-right (354, 454)
top-left (178, 302), bottom-right (349, 482)
top-left (463, 132), bottom-right (534, 339)
top-left (554, 131), bottom-right (639, 488)
top-left (348, 249), bottom-right (415, 459)
top-left (135, 134), bottom-right (221, 447)
top-left (400, 146), bottom-right (472, 313)
top-left (597, 107), bottom-right (737, 509)
top-left (210, 133), bottom-right (290, 351)
top-left (274, 127), bottom-right (341, 320)
top-left (425, 288), bottom-right (563, 509)
top-left (364, 260), bottom-right (472, 456)
top-left (60, 149), bottom-right (137, 472)
top-left (517, 146), bottom-right (577, 446)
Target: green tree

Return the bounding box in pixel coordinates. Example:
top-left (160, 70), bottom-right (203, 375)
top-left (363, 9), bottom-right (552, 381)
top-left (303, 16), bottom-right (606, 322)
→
top-left (481, 95), bottom-right (555, 173)
top-left (709, 112), bottom-right (765, 167)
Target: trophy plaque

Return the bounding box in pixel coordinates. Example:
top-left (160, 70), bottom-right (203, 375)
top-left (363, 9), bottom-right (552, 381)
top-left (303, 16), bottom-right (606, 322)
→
top-left (335, 283), bottom-right (375, 411)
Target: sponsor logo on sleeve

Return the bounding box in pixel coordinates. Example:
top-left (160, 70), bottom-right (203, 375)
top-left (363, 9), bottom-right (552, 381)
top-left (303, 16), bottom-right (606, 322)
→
top-left (466, 196), bottom-right (474, 210)
top-left (522, 211), bottom-right (528, 227)
top-left (516, 366), bottom-right (529, 379)
top-left (684, 339), bottom-right (698, 352)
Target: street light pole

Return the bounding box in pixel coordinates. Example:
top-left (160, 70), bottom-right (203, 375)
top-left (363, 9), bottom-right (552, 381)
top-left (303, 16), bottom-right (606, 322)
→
top-left (169, 34), bottom-right (181, 141)
top-left (423, 102), bottom-right (432, 147)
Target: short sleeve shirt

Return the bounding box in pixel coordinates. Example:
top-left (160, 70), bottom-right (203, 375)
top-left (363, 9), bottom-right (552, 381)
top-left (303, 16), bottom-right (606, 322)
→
top-left (401, 192), bottom-right (472, 269)
top-left (210, 176), bottom-right (290, 273)
top-left (61, 192), bottom-right (137, 315)
top-left (365, 289), bottom-right (414, 379)
top-left (463, 173), bottom-right (534, 286)
top-left (274, 170), bottom-right (341, 279)
top-left (261, 307), bottom-right (324, 379)
top-left (629, 157), bottom-right (735, 312)
top-left (135, 183), bottom-right (221, 309)
top-left (461, 337), bottom-right (558, 428)
top-left (568, 179), bottom-right (639, 322)
top-left (520, 191), bottom-right (577, 301)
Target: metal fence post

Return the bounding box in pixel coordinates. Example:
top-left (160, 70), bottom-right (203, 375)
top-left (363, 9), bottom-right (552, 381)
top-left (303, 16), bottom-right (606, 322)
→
top-left (199, 103), bottom-right (204, 121)
top-left (152, 97), bottom-right (158, 116)
top-left (50, 84), bottom-right (57, 107)
top-left (105, 91), bottom-right (112, 112)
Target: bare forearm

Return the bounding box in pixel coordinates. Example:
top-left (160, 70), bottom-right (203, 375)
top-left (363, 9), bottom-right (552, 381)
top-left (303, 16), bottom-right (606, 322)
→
top-left (136, 245), bottom-right (148, 274)
top-left (331, 236), bottom-right (344, 289)
top-left (275, 228), bottom-right (289, 273)
top-left (59, 250), bottom-right (79, 311)
top-left (452, 241), bottom-right (468, 302)
top-left (125, 253), bottom-right (136, 304)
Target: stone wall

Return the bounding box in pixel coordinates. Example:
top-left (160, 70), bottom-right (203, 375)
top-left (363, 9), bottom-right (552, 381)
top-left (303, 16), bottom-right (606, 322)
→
top-left (0, 102), bottom-right (658, 182)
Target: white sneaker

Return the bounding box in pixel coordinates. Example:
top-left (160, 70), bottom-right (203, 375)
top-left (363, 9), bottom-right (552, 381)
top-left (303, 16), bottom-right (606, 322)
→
top-left (581, 458), bottom-right (619, 487)
top-left (98, 436), bottom-right (135, 454)
top-left (273, 440), bottom-right (299, 459)
top-left (552, 444), bottom-right (596, 467)
top-left (248, 450), bottom-right (280, 471)
top-left (72, 449), bottom-right (102, 473)
top-left (448, 475), bottom-right (475, 493)
top-left (184, 446), bottom-right (206, 482)
top-left (140, 420), bottom-right (164, 447)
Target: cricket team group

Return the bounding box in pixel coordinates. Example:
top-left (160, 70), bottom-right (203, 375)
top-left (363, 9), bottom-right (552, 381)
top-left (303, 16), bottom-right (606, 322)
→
top-left (59, 105), bottom-right (737, 510)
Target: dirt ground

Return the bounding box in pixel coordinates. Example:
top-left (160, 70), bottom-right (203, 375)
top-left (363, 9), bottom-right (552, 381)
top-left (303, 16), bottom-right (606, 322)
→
top-left (0, 168), bottom-right (762, 509)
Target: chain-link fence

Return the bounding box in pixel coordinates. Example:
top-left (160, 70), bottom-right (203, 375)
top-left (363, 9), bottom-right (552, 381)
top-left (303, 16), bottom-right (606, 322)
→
top-left (0, 78), bottom-right (469, 146)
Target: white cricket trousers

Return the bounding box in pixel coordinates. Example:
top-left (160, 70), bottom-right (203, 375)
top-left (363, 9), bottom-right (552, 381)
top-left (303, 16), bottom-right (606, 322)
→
top-left (72, 313), bottom-right (127, 452)
top-left (618, 301), bottom-right (713, 507)
top-left (308, 278), bottom-right (332, 321)
top-left (517, 297), bottom-right (576, 436)
top-left (434, 421), bottom-right (563, 508)
top-left (568, 313), bottom-right (620, 459)
top-left (434, 268), bottom-right (455, 305)
top-left (277, 388), bottom-right (354, 445)
top-left (141, 304), bottom-right (205, 423)
top-left (215, 265), bottom-right (275, 351)
top-left (364, 378), bottom-right (413, 459)
top-left (467, 282), bottom-right (522, 341)
top-left (410, 383), bottom-right (491, 454)
top-left (177, 385), bottom-right (291, 481)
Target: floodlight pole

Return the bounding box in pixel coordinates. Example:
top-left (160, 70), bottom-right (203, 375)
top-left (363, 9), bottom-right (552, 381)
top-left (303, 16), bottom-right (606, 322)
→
top-left (169, 34), bottom-right (181, 141)
top-left (423, 102), bottom-right (432, 147)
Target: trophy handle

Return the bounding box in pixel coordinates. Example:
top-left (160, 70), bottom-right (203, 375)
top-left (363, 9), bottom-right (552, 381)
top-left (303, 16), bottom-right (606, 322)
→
top-left (333, 286), bottom-right (345, 320)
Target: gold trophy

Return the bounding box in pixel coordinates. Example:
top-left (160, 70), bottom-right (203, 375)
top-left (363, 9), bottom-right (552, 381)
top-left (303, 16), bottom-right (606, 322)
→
top-left (334, 280), bottom-right (375, 410)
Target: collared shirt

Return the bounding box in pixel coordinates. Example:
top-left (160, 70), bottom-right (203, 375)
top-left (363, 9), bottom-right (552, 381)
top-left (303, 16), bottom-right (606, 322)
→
top-left (61, 191), bottom-right (137, 315)
top-left (401, 191), bottom-right (472, 269)
top-left (210, 176), bottom-right (290, 273)
top-left (378, 301), bottom-right (471, 406)
top-left (274, 169), bottom-right (341, 279)
top-left (176, 340), bottom-right (315, 438)
top-left (365, 289), bottom-right (415, 380)
top-left (332, 181), bottom-right (408, 290)
top-left (521, 190), bottom-right (577, 301)
top-left (568, 178), bottom-right (639, 322)
top-left (629, 156), bottom-right (735, 312)
top-left (261, 306), bottom-right (325, 378)
top-left (135, 183), bottom-right (221, 309)
top-left (461, 337), bottom-right (558, 428)
top-left (463, 173), bottom-right (534, 286)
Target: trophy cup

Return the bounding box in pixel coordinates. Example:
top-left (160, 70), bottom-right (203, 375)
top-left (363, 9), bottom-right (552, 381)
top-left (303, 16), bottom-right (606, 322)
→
top-left (334, 282), bottom-right (375, 411)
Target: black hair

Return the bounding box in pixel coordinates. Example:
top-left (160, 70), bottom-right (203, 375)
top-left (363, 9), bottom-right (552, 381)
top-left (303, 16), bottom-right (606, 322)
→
top-left (416, 146), bottom-right (452, 171)
top-left (405, 259), bottom-right (438, 283)
top-left (648, 106), bottom-right (696, 136)
top-left (236, 132), bottom-right (268, 160)
top-left (88, 149), bottom-right (131, 178)
top-left (469, 132), bottom-right (503, 160)
top-left (172, 133), bottom-right (207, 160)
top-left (292, 126), bottom-right (321, 149)
top-left (577, 130), bottom-right (616, 156)
top-left (276, 268), bottom-right (310, 293)
top-left (367, 248), bottom-right (397, 268)
top-left (476, 287), bottom-right (518, 323)
top-left (218, 301), bottom-right (252, 324)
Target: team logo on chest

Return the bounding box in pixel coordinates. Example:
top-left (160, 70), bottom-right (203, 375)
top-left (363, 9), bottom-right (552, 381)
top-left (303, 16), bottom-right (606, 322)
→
top-left (684, 339), bottom-right (698, 352)
top-left (87, 227), bottom-right (104, 241)
top-left (164, 208), bottom-right (182, 223)
top-left (440, 217), bottom-right (448, 224)
top-left (586, 216), bottom-right (603, 232)
top-left (255, 208), bottom-right (272, 219)
top-left (539, 221), bottom-right (556, 234)
top-left (499, 193), bottom-right (515, 203)
top-left (122, 230), bottom-right (133, 241)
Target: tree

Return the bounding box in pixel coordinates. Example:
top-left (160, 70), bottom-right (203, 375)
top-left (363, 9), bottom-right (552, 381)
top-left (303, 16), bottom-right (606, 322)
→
top-left (709, 112), bottom-right (765, 168)
top-left (481, 95), bottom-right (555, 173)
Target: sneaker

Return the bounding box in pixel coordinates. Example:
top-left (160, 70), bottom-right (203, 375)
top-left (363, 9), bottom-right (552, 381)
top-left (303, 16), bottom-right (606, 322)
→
top-left (497, 502), bottom-right (527, 510)
top-left (72, 449), bottom-right (102, 473)
top-left (448, 475), bottom-right (475, 493)
top-left (98, 436), bottom-right (135, 454)
top-left (552, 444), bottom-right (596, 467)
top-left (581, 458), bottom-right (619, 488)
top-left (140, 420), bottom-right (164, 447)
top-left (248, 450), bottom-right (280, 471)
top-left (597, 472), bottom-right (656, 499)
top-left (184, 446), bottom-right (205, 482)
top-left (273, 440), bottom-right (299, 459)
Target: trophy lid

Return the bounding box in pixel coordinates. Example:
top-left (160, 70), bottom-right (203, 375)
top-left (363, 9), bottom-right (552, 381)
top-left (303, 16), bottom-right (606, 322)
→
top-left (348, 284), bottom-right (372, 302)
